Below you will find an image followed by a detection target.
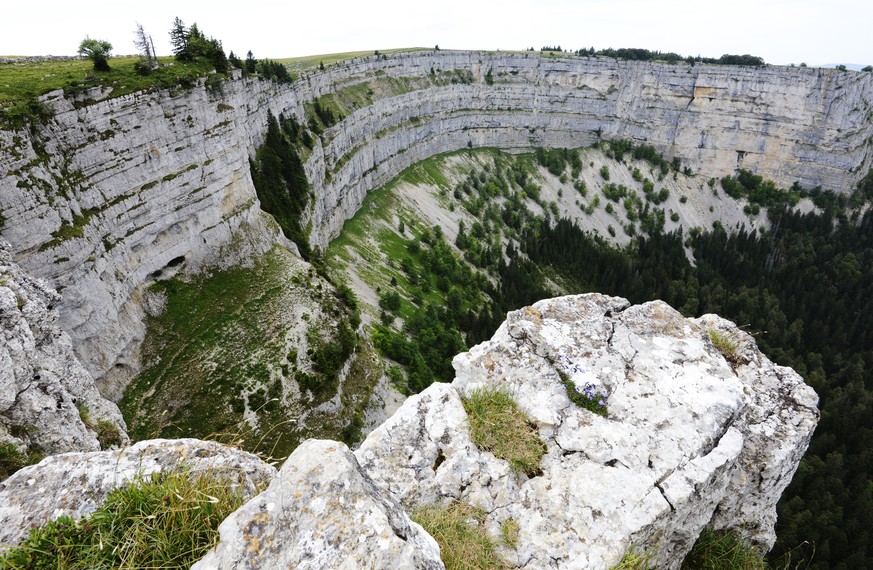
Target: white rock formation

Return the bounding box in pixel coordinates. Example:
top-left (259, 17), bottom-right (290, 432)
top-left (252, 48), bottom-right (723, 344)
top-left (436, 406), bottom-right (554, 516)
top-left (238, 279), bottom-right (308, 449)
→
top-left (0, 240), bottom-right (126, 456)
top-left (1, 52), bottom-right (871, 396)
top-left (0, 438), bottom-right (275, 551)
top-left (193, 439), bottom-right (443, 570)
top-left (0, 295), bottom-right (817, 569)
top-left (356, 294), bottom-right (818, 569)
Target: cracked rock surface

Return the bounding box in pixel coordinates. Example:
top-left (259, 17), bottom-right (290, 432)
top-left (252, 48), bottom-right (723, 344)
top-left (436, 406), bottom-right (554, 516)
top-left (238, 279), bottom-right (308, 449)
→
top-left (193, 439), bottom-right (443, 570)
top-left (0, 240), bottom-right (127, 457)
top-left (0, 294), bottom-right (817, 569)
top-left (356, 293), bottom-right (818, 569)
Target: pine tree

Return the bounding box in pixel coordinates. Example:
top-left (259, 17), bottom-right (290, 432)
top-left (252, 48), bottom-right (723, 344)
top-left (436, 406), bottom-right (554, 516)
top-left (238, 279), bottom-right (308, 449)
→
top-left (133, 23), bottom-right (157, 72)
top-left (169, 17), bottom-right (189, 60)
top-left (245, 51), bottom-right (257, 74)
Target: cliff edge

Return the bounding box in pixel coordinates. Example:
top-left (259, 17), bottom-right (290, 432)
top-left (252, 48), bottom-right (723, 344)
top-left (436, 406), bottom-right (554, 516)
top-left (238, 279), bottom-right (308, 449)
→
top-left (0, 294), bottom-right (818, 569)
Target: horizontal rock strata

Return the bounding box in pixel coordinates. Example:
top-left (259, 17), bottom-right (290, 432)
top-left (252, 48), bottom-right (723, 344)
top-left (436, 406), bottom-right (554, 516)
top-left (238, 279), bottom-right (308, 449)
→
top-left (3, 49), bottom-right (862, 401)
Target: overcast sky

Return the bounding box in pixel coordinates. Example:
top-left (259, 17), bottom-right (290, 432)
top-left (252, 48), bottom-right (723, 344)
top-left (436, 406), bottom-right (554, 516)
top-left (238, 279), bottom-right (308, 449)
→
top-left (2, 0), bottom-right (870, 66)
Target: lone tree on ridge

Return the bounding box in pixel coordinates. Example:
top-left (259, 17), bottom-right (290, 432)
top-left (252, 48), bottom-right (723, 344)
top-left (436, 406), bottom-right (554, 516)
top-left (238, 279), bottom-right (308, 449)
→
top-left (78, 37), bottom-right (113, 71)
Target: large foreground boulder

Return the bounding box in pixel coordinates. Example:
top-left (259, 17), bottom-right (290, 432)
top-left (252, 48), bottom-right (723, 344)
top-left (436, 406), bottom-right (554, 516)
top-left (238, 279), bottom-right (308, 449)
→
top-left (193, 439), bottom-right (443, 569)
top-left (0, 294), bottom-right (817, 569)
top-left (355, 294), bottom-right (819, 569)
top-left (0, 438), bottom-right (275, 551)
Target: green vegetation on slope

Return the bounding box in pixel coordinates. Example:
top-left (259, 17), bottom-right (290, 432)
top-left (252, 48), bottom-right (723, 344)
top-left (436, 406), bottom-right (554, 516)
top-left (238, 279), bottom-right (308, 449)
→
top-left (0, 57), bottom-right (215, 109)
top-left (120, 246), bottom-right (364, 461)
top-left (329, 146), bottom-right (872, 568)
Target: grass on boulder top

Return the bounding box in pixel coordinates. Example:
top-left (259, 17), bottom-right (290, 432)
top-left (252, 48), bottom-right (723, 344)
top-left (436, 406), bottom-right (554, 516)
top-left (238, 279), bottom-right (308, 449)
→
top-left (462, 385), bottom-right (546, 477)
top-left (0, 468), bottom-right (245, 569)
top-left (412, 501), bottom-right (507, 570)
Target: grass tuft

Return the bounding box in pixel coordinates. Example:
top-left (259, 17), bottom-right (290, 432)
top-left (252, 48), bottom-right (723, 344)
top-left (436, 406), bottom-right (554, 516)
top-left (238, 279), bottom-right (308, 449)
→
top-left (462, 385), bottom-right (546, 477)
top-left (499, 518), bottom-right (520, 549)
top-left (707, 329), bottom-right (748, 370)
top-left (412, 502), bottom-right (507, 570)
top-left (0, 469), bottom-right (245, 569)
top-left (612, 548), bottom-right (654, 569)
top-left (681, 528), bottom-right (769, 570)
top-left (0, 442), bottom-right (41, 481)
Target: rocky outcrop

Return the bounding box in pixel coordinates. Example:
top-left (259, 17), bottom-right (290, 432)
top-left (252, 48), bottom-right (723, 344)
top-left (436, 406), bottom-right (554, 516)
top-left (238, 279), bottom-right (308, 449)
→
top-left (0, 295), bottom-right (818, 568)
top-left (0, 240), bottom-right (126, 456)
top-left (0, 438), bottom-right (275, 551)
top-left (356, 294), bottom-right (818, 569)
top-left (193, 439), bottom-right (443, 570)
top-left (4, 49), bottom-right (861, 404)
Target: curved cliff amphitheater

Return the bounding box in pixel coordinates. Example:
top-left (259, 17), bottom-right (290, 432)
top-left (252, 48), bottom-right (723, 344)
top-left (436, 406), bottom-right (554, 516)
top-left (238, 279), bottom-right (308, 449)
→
top-left (1, 51), bottom-right (872, 384)
top-left (2, 49), bottom-right (871, 567)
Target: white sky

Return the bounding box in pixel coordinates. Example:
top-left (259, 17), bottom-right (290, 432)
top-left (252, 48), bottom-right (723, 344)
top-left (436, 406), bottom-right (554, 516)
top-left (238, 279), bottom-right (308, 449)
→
top-left (1, 0), bottom-right (870, 66)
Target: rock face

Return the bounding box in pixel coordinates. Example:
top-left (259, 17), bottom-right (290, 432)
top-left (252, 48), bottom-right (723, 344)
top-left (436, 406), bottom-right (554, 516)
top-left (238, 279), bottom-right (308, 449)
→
top-left (193, 439), bottom-right (443, 570)
top-left (0, 438), bottom-right (275, 551)
top-left (0, 240), bottom-right (126, 456)
top-left (356, 294), bottom-right (819, 569)
top-left (0, 295), bottom-right (817, 568)
top-left (1, 51), bottom-right (871, 395)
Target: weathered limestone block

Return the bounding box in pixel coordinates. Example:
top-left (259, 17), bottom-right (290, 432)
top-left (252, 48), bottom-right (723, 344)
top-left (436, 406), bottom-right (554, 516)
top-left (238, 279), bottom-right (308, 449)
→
top-left (0, 240), bottom-right (127, 456)
top-left (356, 294), bottom-right (818, 569)
top-left (692, 313), bottom-right (819, 550)
top-left (193, 439), bottom-right (443, 570)
top-left (0, 438), bottom-right (275, 551)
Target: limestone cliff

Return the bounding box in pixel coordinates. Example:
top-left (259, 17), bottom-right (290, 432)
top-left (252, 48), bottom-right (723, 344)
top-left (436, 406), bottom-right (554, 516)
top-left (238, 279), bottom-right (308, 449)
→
top-left (2, 50), bottom-right (870, 398)
top-left (0, 240), bottom-right (126, 457)
top-left (0, 295), bottom-right (818, 569)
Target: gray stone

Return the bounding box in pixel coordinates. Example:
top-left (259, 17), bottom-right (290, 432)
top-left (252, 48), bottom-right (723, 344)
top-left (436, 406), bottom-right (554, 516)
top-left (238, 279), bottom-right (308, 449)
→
top-left (0, 438), bottom-right (275, 551)
top-left (193, 439), bottom-right (443, 570)
top-left (356, 294), bottom-right (818, 569)
top-left (0, 240), bottom-right (127, 456)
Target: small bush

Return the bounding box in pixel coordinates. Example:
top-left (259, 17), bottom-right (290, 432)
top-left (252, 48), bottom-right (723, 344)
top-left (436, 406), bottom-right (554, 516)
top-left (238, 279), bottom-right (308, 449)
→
top-left (0, 469), bottom-right (245, 569)
top-left (600, 165), bottom-right (611, 180)
top-left (412, 502), bottom-right (506, 570)
top-left (462, 386), bottom-right (545, 476)
top-left (95, 420), bottom-right (123, 449)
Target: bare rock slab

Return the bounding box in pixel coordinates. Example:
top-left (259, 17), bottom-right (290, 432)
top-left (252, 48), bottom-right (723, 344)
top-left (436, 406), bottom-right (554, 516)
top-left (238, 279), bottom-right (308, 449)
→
top-left (193, 439), bottom-right (443, 570)
top-left (0, 240), bottom-right (127, 456)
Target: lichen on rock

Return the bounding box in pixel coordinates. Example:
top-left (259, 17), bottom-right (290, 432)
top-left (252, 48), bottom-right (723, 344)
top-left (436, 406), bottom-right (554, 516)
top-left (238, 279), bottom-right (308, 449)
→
top-left (193, 439), bottom-right (443, 570)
